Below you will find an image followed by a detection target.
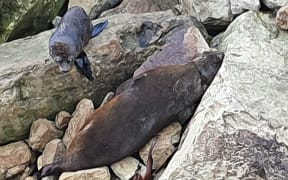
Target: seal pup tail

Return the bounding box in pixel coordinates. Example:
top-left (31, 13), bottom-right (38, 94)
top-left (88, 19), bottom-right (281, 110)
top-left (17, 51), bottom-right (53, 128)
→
top-left (91, 20), bottom-right (109, 38)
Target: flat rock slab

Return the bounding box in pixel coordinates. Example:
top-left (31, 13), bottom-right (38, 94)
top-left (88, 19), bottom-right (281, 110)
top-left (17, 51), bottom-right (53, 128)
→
top-left (179, 0), bottom-right (261, 33)
top-left (160, 11), bottom-right (288, 179)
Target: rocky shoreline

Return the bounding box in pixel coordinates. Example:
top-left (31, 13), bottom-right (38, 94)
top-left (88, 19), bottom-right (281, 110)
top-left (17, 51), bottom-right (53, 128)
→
top-left (0, 0), bottom-right (288, 179)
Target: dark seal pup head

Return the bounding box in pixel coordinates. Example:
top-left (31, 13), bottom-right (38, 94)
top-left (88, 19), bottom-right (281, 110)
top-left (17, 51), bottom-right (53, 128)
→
top-left (49, 6), bottom-right (108, 75)
top-left (49, 6), bottom-right (91, 72)
top-left (35, 50), bottom-right (224, 179)
top-left (49, 41), bottom-right (76, 72)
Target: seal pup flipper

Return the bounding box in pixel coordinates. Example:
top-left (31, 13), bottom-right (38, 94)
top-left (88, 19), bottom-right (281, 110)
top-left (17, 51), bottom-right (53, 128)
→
top-left (91, 20), bottom-right (109, 38)
top-left (75, 52), bottom-right (94, 81)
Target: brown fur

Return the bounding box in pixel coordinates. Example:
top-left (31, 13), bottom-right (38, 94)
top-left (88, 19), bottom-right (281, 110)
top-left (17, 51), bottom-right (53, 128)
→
top-left (35, 51), bottom-right (224, 179)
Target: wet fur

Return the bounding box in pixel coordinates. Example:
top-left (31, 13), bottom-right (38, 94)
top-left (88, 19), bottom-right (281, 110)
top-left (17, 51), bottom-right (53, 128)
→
top-left (36, 51), bottom-right (224, 179)
top-left (49, 6), bottom-right (92, 59)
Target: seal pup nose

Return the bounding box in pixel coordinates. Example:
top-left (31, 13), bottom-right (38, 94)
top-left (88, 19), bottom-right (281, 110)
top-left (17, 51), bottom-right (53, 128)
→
top-left (59, 62), bottom-right (72, 73)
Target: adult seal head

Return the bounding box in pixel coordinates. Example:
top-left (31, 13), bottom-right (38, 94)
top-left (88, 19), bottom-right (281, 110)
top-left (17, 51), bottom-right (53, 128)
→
top-left (49, 6), bottom-right (108, 80)
top-left (35, 50), bottom-right (224, 179)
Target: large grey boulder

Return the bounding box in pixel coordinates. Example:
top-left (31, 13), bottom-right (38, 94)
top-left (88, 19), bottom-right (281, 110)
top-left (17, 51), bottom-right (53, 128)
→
top-left (262, 0), bottom-right (288, 9)
top-left (179, 0), bottom-right (260, 29)
top-left (230, 0), bottom-right (260, 15)
top-left (160, 11), bottom-right (288, 179)
top-left (68, 0), bottom-right (99, 14)
top-left (69, 0), bottom-right (123, 19)
top-left (100, 0), bottom-right (179, 17)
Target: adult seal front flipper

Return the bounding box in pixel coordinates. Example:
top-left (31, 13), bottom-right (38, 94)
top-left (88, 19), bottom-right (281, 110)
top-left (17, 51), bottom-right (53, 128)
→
top-left (75, 52), bottom-right (94, 81)
top-left (91, 20), bottom-right (109, 38)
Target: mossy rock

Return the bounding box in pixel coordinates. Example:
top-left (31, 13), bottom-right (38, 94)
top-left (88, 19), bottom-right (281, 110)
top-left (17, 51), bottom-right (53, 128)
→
top-left (0, 0), bottom-right (67, 43)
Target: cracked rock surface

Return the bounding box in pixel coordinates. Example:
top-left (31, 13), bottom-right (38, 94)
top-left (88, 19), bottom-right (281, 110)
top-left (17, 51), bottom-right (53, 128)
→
top-left (160, 11), bottom-right (288, 179)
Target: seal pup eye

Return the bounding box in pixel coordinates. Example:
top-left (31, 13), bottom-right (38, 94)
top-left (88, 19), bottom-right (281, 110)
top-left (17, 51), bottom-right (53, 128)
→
top-left (67, 56), bottom-right (75, 63)
top-left (54, 56), bottom-right (62, 63)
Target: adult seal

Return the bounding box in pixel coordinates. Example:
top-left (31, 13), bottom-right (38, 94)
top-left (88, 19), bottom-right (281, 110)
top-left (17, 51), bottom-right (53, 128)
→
top-left (49, 6), bottom-right (108, 80)
top-left (35, 51), bottom-right (224, 179)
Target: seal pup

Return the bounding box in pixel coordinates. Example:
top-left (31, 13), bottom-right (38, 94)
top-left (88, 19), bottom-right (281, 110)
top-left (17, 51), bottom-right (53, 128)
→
top-left (49, 6), bottom-right (108, 80)
top-left (35, 50), bottom-right (224, 179)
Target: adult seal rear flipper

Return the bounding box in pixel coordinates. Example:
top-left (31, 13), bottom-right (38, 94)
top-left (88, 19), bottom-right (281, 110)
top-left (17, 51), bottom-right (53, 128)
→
top-left (75, 52), bottom-right (94, 81)
top-left (91, 20), bottom-right (109, 38)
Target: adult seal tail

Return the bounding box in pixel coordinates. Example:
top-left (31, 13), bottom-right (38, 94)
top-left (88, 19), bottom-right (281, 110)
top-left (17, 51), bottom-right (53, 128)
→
top-left (49, 6), bottom-right (108, 81)
top-left (35, 50), bottom-right (224, 179)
